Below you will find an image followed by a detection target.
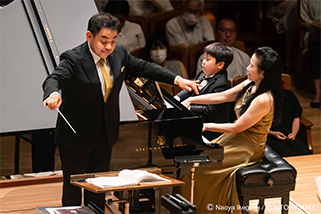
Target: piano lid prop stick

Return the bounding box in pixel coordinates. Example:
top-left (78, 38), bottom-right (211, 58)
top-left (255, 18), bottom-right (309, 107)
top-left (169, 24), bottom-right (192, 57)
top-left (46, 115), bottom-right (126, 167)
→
top-left (56, 108), bottom-right (77, 134)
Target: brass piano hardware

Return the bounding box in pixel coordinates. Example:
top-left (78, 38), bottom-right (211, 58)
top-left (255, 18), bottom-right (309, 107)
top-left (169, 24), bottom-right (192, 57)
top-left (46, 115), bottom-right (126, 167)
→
top-left (128, 86), bottom-right (137, 93)
top-left (267, 178), bottom-right (274, 187)
top-left (136, 110), bottom-right (148, 120)
top-left (150, 104), bottom-right (157, 109)
top-left (157, 136), bottom-right (166, 146)
top-left (45, 26), bottom-right (52, 40)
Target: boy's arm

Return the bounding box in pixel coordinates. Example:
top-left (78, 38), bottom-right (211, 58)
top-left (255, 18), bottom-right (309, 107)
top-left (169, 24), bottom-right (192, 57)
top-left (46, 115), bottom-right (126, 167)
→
top-left (175, 88), bottom-right (194, 102)
top-left (190, 84), bottom-right (229, 118)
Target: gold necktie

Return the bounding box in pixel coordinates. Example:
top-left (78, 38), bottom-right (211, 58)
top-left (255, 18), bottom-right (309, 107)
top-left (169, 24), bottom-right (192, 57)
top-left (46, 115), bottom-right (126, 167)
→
top-left (99, 58), bottom-right (113, 102)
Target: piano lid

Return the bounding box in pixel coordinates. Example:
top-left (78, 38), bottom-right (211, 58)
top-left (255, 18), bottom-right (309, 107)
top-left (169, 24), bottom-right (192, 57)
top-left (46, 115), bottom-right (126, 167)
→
top-left (124, 75), bottom-right (197, 122)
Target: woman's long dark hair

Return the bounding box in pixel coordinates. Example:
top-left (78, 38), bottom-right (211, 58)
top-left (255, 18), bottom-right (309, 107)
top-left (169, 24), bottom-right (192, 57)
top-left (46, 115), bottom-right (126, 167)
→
top-left (235, 47), bottom-right (283, 124)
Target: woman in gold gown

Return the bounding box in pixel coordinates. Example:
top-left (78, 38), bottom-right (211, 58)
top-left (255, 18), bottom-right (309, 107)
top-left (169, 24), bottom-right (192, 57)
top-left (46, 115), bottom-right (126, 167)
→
top-left (178, 47), bottom-right (283, 213)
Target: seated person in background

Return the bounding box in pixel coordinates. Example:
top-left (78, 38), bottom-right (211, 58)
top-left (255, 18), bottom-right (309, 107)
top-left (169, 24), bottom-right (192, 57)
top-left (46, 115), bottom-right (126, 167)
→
top-left (174, 42), bottom-right (233, 140)
top-left (128, 0), bottom-right (173, 17)
top-left (104, 0), bottom-right (145, 52)
top-left (267, 87), bottom-right (311, 157)
top-left (165, 0), bottom-right (214, 48)
top-left (196, 18), bottom-right (250, 82)
top-left (300, 0), bottom-right (320, 108)
top-left (145, 35), bottom-right (188, 78)
top-left (94, 0), bottom-right (108, 12)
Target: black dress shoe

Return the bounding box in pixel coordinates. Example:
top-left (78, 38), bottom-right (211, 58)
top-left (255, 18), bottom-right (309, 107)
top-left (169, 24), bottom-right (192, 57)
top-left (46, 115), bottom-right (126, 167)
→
top-left (310, 101), bottom-right (321, 108)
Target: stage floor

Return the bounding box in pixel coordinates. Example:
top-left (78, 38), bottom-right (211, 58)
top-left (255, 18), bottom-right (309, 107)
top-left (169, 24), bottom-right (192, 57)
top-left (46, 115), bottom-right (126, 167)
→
top-left (0, 154), bottom-right (320, 214)
top-left (248, 154), bottom-right (321, 214)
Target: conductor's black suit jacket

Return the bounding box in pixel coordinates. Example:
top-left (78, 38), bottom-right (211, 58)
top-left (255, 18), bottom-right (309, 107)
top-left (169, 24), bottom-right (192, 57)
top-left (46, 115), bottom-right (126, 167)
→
top-left (43, 42), bottom-right (176, 148)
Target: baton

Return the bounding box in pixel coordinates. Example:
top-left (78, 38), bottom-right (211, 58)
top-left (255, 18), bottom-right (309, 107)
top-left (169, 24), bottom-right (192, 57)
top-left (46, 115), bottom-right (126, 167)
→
top-left (56, 108), bottom-right (77, 134)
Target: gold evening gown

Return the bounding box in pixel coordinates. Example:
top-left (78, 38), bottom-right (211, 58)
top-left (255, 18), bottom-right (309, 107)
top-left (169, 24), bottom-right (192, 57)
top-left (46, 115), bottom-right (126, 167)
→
top-left (176, 87), bottom-right (274, 214)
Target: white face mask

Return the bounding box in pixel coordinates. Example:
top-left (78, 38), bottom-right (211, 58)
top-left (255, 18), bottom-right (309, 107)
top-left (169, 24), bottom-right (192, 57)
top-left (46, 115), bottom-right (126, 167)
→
top-left (182, 12), bottom-right (200, 26)
top-left (150, 49), bottom-right (167, 64)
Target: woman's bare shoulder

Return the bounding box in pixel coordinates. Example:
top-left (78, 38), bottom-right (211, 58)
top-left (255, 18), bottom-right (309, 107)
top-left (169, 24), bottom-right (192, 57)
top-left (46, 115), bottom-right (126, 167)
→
top-left (253, 92), bottom-right (274, 108)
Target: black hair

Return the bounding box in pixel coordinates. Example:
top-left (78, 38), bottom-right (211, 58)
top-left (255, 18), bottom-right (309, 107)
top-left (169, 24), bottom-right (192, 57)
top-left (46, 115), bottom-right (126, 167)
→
top-left (87, 13), bottom-right (121, 37)
top-left (204, 42), bottom-right (234, 70)
top-left (145, 34), bottom-right (170, 53)
top-left (104, 0), bottom-right (130, 17)
top-left (235, 47), bottom-right (283, 124)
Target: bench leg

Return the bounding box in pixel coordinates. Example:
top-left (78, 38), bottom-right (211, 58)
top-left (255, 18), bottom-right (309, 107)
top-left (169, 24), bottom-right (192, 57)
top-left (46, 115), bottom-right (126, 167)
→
top-left (281, 192), bottom-right (290, 214)
top-left (241, 196), bottom-right (250, 214)
top-left (258, 198), bottom-right (265, 214)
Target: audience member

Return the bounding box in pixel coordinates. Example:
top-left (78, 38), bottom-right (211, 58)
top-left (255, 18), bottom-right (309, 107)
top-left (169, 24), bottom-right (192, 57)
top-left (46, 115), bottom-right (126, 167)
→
top-left (94, 0), bottom-right (108, 12)
top-left (105, 0), bottom-right (146, 52)
top-left (266, 0), bottom-right (301, 74)
top-left (145, 35), bottom-right (188, 78)
top-left (175, 42), bottom-right (232, 140)
top-left (196, 18), bottom-right (250, 82)
top-left (127, 0), bottom-right (173, 17)
top-left (267, 88), bottom-right (311, 157)
top-left (165, 0), bottom-right (214, 48)
top-left (300, 0), bottom-right (320, 108)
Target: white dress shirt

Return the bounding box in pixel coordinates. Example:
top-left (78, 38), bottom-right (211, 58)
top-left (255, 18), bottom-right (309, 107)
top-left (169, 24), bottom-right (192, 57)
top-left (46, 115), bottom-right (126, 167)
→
top-left (88, 43), bottom-right (113, 98)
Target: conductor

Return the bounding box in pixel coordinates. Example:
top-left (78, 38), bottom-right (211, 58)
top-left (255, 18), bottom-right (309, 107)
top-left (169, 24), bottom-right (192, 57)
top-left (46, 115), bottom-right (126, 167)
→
top-left (42, 13), bottom-right (199, 210)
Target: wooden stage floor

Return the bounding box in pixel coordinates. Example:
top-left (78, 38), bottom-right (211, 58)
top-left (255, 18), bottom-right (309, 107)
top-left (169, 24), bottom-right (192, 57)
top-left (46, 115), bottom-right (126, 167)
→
top-left (247, 154), bottom-right (321, 214)
top-left (0, 154), bottom-right (320, 214)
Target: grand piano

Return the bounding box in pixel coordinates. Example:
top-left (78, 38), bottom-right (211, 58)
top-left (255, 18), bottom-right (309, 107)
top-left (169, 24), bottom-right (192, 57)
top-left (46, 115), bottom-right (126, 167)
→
top-left (112, 76), bottom-right (224, 177)
top-left (0, 0), bottom-right (223, 178)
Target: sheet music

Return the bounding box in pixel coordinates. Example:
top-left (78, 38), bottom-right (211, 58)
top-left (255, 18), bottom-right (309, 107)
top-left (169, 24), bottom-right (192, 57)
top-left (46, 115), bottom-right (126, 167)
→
top-left (45, 206), bottom-right (82, 214)
top-left (46, 206), bottom-right (96, 214)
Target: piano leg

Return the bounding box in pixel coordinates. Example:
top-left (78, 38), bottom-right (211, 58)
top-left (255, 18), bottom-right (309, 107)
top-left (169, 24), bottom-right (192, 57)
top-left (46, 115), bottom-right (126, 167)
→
top-left (190, 162), bottom-right (200, 204)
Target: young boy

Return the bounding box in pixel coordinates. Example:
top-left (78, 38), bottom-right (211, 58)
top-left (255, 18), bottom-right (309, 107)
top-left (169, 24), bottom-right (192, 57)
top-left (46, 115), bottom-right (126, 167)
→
top-left (175, 42), bottom-right (233, 140)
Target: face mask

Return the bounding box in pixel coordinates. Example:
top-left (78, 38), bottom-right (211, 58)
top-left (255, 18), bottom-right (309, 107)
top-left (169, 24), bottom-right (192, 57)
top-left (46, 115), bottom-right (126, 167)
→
top-left (150, 49), bottom-right (167, 64)
top-left (182, 12), bottom-right (200, 26)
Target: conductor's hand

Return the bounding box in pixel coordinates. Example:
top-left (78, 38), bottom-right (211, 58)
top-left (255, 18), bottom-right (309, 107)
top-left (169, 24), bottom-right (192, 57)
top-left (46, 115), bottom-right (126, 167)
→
top-left (176, 77), bottom-right (200, 95)
top-left (43, 93), bottom-right (62, 110)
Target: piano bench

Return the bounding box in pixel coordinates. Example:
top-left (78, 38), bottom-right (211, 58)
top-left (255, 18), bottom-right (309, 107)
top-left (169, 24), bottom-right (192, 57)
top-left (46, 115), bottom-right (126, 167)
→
top-left (236, 145), bottom-right (297, 214)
